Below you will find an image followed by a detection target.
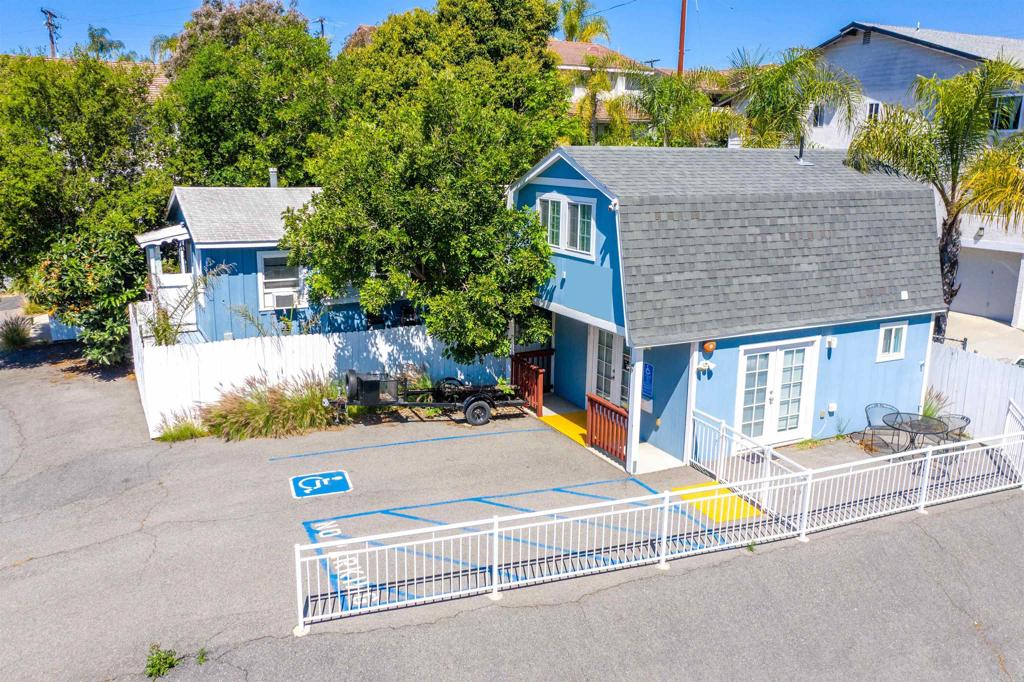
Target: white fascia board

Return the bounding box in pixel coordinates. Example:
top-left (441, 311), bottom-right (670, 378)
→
top-left (195, 240), bottom-right (283, 250)
top-left (535, 298), bottom-right (626, 336)
top-left (135, 223), bottom-right (189, 248)
top-left (509, 148), bottom-right (618, 202)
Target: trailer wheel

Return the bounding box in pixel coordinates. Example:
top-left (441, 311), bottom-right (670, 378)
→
top-left (464, 399), bottom-right (492, 426)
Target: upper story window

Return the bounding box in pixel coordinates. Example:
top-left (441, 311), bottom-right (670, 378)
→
top-left (876, 321), bottom-right (907, 362)
top-left (867, 102), bottom-right (881, 122)
top-left (257, 250), bottom-right (305, 311)
top-left (538, 193), bottom-right (596, 260)
top-left (992, 94), bottom-right (1023, 132)
top-left (812, 104), bottom-right (826, 127)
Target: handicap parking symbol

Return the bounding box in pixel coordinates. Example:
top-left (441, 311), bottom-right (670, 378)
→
top-left (290, 470), bottom-right (352, 499)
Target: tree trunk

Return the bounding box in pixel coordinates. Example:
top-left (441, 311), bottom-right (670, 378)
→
top-left (589, 96), bottom-right (598, 145)
top-left (934, 214), bottom-right (962, 337)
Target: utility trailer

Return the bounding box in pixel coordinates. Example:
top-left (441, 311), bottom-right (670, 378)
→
top-left (330, 370), bottom-right (525, 425)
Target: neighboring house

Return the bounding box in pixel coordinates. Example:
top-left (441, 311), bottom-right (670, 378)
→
top-left (509, 146), bottom-right (944, 472)
top-left (547, 39), bottom-right (656, 138)
top-left (135, 181), bottom-right (417, 343)
top-left (810, 22), bottom-right (1024, 329)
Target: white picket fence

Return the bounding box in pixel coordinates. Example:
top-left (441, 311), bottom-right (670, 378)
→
top-left (294, 426), bottom-right (1024, 630)
top-left (929, 343), bottom-right (1024, 438)
top-left (128, 302), bottom-right (506, 437)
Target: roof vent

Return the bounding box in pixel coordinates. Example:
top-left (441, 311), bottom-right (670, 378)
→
top-left (269, 167), bottom-right (279, 188)
top-left (795, 136), bottom-right (813, 166)
top-left (862, 30), bottom-right (872, 45)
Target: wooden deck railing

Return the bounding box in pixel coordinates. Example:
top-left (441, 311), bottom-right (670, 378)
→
top-left (511, 350), bottom-right (551, 417)
top-left (513, 348), bottom-right (554, 391)
top-left (586, 393), bottom-right (628, 464)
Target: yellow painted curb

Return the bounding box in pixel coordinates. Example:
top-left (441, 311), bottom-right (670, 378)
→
top-left (540, 410), bottom-right (587, 447)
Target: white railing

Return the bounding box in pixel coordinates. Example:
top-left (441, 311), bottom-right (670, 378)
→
top-left (294, 429), bottom-right (1024, 632)
top-left (1006, 400), bottom-right (1024, 436)
top-left (691, 408), bottom-right (807, 483)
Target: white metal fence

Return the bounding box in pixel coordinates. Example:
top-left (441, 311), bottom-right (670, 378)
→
top-left (294, 427), bottom-right (1024, 631)
top-left (930, 342), bottom-right (1024, 438)
top-left (691, 408), bottom-right (807, 483)
top-left (128, 302), bottom-right (506, 437)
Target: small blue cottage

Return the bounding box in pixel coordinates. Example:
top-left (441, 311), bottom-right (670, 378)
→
top-left (509, 146), bottom-right (945, 472)
top-left (135, 183), bottom-right (417, 342)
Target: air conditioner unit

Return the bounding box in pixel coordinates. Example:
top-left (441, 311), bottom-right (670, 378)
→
top-left (272, 293), bottom-right (296, 309)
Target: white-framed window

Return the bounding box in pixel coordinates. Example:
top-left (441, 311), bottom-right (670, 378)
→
top-left (992, 94), bottom-right (1023, 132)
top-left (876, 321), bottom-right (907, 362)
top-left (867, 102), bottom-right (881, 122)
top-left (257, 250), bottom-right (305, 311)
top-left (537, 193), bottom-right (596, 259)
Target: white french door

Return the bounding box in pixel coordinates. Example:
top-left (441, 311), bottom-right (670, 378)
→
top-left (736, 339), bottom-right (818, 445)
top-left (590, 328), bottom-right (631, 409)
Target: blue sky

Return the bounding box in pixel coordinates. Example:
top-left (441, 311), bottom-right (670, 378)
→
top-left (3, 0), bottom-right (1022, 68)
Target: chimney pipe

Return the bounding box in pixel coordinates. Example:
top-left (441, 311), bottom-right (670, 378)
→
top-left (269, 167), bottom-right (278, 188)
top-left (795, 136), bottom-right (813, 165)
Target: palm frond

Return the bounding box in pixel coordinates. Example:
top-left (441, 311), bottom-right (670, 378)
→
top-left (964, 134), bottom-right (1024, 227)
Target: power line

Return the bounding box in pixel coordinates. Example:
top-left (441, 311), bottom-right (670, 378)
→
top-left (584, 0), bottom-right (639, 18)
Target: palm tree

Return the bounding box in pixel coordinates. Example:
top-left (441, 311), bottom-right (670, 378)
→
top-left (150, 34), bottom-right (179, 63)
top-left (848, 60), bottom-right (1024, 334)
top-left (86, 26), bottom-right (125, 59)
top-left (729, 47), bottom-right (861, 148)
top-left (560, 0), bottom-right (610, 43)
top-left (565, 53), bottom-right (618, 144)
top-left (630, 68), bottom-right (744, 147)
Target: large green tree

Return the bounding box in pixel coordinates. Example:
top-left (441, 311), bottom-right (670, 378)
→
top-left (730, 47), bottom-right (861, 148)
top-left (0, 54), bottom-right (169, 363)
top-left (848, 60), bottom-right (1024, 334)
top-left (283, 0), bottom-right (567, 362)
top-left (157, 5), bottom-right (335, 187)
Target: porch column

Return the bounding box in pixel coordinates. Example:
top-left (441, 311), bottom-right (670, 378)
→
top-left (625, 346), bottom-right (644, 474)
top-left (682, 342), bottom-right (698, 467)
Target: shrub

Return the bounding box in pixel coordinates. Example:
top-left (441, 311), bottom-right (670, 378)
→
top-left (0, 315), bottom-right (32, 352)
top-left (922, 387), bottom-right (951, 419)
top-left (200, 373), bottom-right (335, 440)
top-left (145, 643), bottom-right (179, 679)
top-left (156, 417), bottom-right (208, 442)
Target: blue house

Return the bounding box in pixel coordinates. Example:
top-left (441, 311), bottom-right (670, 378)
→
top-left (136, 185), bottom-right (417, 342)
top-left (510, 146), bottom-right (945, 472)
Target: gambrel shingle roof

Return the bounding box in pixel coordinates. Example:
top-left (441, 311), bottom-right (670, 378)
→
top-left (548, 146), bottom-right (945, 347)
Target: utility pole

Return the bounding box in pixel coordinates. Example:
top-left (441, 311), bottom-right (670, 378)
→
top-left (314, 16), bottom-right (325, 39)
top-left (676, 0), bottom-right (688, 74)
top-left (41, 7), bottom-right (61, 59)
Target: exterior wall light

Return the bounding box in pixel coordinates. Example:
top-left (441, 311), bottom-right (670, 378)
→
top-left (702, 340), bottom-right (717, 354)
top-left (825, 336), bottom-right (838, 349)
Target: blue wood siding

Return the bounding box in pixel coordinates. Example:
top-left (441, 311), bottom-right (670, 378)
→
top-left (194, 247), bottom-right (401, 342)
top-left (515, 159), bottom-right (625, 330)
top-left (694, 314), bottom-right (933, 438)
top-left (552, 313), bottom-right (589, 409)
top-left (639, 344), bottom-right (689, 459)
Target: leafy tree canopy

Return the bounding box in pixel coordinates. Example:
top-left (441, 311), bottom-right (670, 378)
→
top-left (283, 0), bottom-right (567, 362)
top-left (629, 68), bottom-right (742, 147)
top-left (0, 54), bottom-right (169, 363)
top-left (157, 13), bottom-right (335, 186)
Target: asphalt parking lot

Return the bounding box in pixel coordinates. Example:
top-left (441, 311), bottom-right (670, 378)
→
top-left (0, 344), bottom-right (699, 681)
top-left (3, 345), bottom-right (1024, 681)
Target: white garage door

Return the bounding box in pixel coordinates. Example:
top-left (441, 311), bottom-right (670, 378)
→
top-left (952, 247), bottom-right (1021, 323)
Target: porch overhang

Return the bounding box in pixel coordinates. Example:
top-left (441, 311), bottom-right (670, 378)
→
top-left (135, 223), bottom-right (189, 249)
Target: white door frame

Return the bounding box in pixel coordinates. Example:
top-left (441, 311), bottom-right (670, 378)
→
top-left (586, 326), bottom-right (629, 407)
top-left (732, 336), bottom-right (820, 446)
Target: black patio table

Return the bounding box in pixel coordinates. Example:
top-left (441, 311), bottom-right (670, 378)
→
top-left (882, 412), bottom-right (948, 452)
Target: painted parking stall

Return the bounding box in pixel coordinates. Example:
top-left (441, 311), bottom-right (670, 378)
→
top-left (290, 470), bottom-right (352, 499)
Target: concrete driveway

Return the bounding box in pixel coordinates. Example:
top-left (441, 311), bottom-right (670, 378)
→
top-left (2, 345), bottom-right (1023, 681)
top-left (946, 311), bottom-right (1024, 363)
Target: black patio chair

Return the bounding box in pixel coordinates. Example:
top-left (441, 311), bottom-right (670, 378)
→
top-left (858, 402), bottom-right (901, 453)
top-left (942, 414), bottom-right (970, 442)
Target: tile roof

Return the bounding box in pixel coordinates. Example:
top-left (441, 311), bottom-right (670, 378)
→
top-left (828, 22), bottom-right (1024, 62)
top-left (547, 39), bottom-right (643, 69)
top-left (169, 187), bottom-right (319, 245)
top-left (554, 146), bottom-right (945, 346)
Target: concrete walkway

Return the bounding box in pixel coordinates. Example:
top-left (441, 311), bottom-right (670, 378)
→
top-left (946, 312), bottom-right (1024, 364)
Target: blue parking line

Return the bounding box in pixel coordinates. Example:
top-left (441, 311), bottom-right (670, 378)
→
top-left (270, 428), bottom-right (549, 462)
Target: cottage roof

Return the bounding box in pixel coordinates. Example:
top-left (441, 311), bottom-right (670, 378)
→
top-left (537, 146), bottom-right (945, 347)
top-left (166, 186), bottom-right (319, 246)
top-left (820, 22), bottom-right (1024, 63)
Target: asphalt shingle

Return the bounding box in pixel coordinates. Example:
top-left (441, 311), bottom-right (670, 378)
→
top-left (557, 146), bottom-right (945, 347)
top-left (171, 187), bottom-right (319, 245)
